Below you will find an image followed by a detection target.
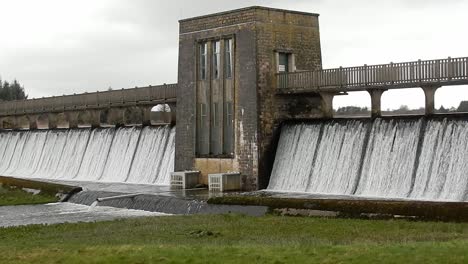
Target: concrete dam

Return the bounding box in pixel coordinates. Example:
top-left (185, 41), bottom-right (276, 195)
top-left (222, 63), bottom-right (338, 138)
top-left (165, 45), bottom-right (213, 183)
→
top-left (0, 126), bottom-right (175, 185)
top-left (1, 6), bottom-right (468, 207)
top-left (268, 117), bottom-right (468, 202)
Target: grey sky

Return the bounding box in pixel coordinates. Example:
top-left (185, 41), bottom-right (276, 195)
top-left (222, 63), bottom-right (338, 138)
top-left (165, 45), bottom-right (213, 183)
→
top-left (0, 0), bottom-right (467, 109)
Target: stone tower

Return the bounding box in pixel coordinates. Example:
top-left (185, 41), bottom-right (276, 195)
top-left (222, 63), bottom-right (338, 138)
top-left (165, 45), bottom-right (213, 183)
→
top-left (176, 6), bottom-right (323, 190)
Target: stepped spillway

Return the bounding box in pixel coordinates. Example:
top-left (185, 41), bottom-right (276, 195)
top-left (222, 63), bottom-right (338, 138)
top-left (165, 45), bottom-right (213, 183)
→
top-left (0, 126), bottom-right (175, 185)
top-left (268, 118), bottom-right (468, 202)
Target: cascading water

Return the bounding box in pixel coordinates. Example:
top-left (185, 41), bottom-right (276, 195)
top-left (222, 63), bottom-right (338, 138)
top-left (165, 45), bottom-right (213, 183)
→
top-left (0, 126), bottom-right (175, 185)
top-left (268, 118), bottom-right (468, 202)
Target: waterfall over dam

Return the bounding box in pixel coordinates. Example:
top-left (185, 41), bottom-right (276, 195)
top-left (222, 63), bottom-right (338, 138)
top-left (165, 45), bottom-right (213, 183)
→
top-left (0, 126), bottom-right (175, 185)
top-left (268, 118), bottom-right (468, 202)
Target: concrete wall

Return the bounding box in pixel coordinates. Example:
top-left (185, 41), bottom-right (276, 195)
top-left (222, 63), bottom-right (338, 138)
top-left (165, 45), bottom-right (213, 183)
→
top-left (254, 8), bottom-right (323, 189)
top-left (177, 7), bottom-right (259, 189)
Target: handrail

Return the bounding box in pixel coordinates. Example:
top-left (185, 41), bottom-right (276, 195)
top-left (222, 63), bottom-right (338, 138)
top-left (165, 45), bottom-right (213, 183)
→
top-left (277, 57), bottom-right (468, 91)
top-left (0, 83), bottom-right (178, 117)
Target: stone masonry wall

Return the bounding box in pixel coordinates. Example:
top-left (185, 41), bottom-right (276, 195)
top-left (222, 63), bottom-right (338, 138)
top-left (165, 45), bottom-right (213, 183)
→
top-left (177, 7), bottom-right (323, 190)
top-left (176, 9), bottom-right (259, 190)
top-left (254, 8), bottom-right (323, 189)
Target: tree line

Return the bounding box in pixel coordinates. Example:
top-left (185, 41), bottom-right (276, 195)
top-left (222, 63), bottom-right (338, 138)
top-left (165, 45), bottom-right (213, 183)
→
top-left (0, 78), bottom-right (28, 101)
top-left (335, 103), bottom-right (468, 116)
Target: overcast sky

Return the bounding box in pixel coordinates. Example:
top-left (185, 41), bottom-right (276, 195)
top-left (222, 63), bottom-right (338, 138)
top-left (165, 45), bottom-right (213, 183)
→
top-left (0, 0), bottom-right (467, 109)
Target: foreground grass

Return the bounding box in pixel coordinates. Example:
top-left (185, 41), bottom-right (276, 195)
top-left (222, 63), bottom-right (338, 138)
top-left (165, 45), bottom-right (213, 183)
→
top-left (0, 185), bottom-right (59, 206)
top-left (0, 214), bottom-right (467, 263)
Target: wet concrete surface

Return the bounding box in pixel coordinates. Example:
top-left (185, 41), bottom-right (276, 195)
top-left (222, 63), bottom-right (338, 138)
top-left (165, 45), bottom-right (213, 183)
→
top-left (9, 178), bottom-right (269, 217)
top-left (30, 178), bottom-right (221, 200)
top-left (0, 203), bottom-right (166, 228)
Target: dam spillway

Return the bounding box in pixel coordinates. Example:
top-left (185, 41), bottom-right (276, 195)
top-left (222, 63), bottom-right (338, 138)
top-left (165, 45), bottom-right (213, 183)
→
top-left (0, 126), bottom-right (175, 185)
top-left (268, 118), bottom-right (468, 202)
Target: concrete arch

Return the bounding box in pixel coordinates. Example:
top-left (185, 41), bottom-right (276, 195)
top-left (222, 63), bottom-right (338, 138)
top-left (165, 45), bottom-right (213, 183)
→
top-left (55, 113), bottom-right (69, 128)
top-left (124, 106), bottom-right (143, 126)
top-left (37, 113), bottom-right (51, 129)
top-left (333, 91), bottom-right (371, 118)
top-left (151, 104), bottom-right (173, 125)
top-left (15, 116), bottom-right (30, 129)
top-left (381, 88), bottom-right (425, 116)
top-left (107, 108), bottom-right (125, 127)
top-left (77, 110), bottom-right (101, 128)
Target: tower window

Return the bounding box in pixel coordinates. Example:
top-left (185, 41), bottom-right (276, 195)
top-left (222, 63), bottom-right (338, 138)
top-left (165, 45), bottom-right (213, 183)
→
top-left (225, 39), bottom-right (233, 79)
top-left (212, 41), bottom-right (221, 79)
top-left (199, 43), bottom-right (208, 80)
top-left (278, 53), bottom-right (289, 73)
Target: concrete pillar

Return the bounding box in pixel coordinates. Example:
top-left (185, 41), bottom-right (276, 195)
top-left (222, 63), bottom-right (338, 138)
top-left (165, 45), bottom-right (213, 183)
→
top-left (48, 113), bottom-right (58, 129)
top-left (168, 103), bottom-right (177, 125)
top-left (367, 89), bottom-right (386, 119)
top-left (141, 106), bottom-right (153, 126)
top-left (89, 110), bottom-right (101, 128)
top-left (66, 112), bottom-right (80, 129)
top-left (319, 92), bottom-right (335, 119)
top-left (28, 115), bottom-right (38, 130)
top-left (422, 85), bottom-right (441, 116)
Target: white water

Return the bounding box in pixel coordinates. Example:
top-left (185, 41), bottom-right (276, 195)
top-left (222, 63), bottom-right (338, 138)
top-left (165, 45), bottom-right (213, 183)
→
top-left (268, 118), bottom-right (468, 202)
top-left (0, 126), bottom-right (175, 185)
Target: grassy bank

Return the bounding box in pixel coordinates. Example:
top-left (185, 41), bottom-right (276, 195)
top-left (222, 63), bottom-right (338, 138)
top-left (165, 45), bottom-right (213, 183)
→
top-left (0, 214), bottom-right (467, 263)
top-left (0, 184), bottom-right (59, 206)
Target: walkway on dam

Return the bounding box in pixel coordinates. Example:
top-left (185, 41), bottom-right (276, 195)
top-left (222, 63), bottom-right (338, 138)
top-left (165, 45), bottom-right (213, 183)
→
top-left (277, 56), bottom-right (468, 117)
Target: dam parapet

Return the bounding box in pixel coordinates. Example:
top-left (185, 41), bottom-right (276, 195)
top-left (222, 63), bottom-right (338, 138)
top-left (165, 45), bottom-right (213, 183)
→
top-left (0, 84), bottom-right (177, 130)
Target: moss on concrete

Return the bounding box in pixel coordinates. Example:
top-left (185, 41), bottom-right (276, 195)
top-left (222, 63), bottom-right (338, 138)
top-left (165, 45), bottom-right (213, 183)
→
top-left (208, 196), bottom-right (468, 222)
top-left (0, 176), bottom-right (82, 202)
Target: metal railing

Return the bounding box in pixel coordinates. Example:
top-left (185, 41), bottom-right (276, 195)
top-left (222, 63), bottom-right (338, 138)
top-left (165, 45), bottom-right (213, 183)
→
top-left (0, 83), bottom-right (177, 117)
top-left (277, 57), bottom-right (468, 92)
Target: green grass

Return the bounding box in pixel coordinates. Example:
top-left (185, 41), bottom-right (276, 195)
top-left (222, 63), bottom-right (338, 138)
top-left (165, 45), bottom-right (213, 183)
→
top-left (0, 214), bottom-right (467, 263)
top-left (0, 184), bottom-right (59, 206)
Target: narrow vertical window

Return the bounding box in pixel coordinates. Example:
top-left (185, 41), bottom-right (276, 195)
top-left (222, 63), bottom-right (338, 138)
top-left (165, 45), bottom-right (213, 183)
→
top-left (278, 53), bottom-right (289, 73)
top-left (212, 41), bottom-right (221, 79)
top-left (200, 103), bottom-right (207, 128)
top-left (212, 102), bottom-right (219, 127)
top-left (225, 39), bottom-right (233, 78)
top-left (200, 43), bottom-right (207, 80)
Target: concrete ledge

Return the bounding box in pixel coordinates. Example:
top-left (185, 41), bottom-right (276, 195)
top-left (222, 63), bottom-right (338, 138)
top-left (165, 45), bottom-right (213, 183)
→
top-left (0, 176), bottom-right (82, 202)
top-left (208, 196), bottom-right (468, 222)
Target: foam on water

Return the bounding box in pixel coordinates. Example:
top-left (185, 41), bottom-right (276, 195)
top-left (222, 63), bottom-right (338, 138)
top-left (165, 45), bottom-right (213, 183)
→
top-left (0, 126), bottom-right (175, 185)
top-left (268, 118), bottom-right (468, 202)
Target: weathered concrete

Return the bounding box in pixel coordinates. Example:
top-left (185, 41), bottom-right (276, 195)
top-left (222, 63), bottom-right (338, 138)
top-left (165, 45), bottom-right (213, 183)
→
top-left (422, 85), bottom-right (441, 115)
top-left (368, 89), bottom-right (387, 118)
top-left (177, 7), bottom-right (323, 190)
top-left (319, 92), bottom-right (335, 119)
top-left (0, 84), bottom-right (177, 130)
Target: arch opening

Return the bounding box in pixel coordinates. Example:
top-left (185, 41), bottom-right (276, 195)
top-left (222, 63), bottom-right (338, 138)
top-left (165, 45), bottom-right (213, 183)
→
top-left (151, 104), bottom-right (172, 125)
top-left (381, 88), bottom-right (425, 116)
top-left (333, 91), bottom-right (371, 118)
top-left (435, 85), bottom-right (468, 114)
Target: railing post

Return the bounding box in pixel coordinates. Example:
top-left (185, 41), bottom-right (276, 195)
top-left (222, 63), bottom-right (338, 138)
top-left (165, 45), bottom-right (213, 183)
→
top-left (390, 62), bottom-right (394, 84)
top-left (364, 64), bottom-right (368, 87)
top-left (148, 85), bottom-right (152, 101)
top-left (448, 56), bottom-right (453, 80)
top-left (339, 66), bottom-right (344, 88)
top-left (418, 59), bottom-right (422, 83)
